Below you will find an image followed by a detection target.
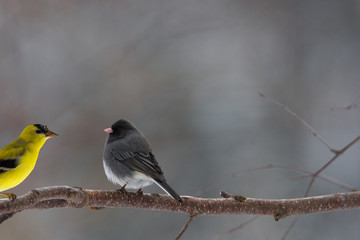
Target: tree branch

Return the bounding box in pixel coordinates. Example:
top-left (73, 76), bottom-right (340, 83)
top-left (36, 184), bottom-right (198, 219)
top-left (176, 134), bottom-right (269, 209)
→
top-left (1, 186), bottom-right (360, 223)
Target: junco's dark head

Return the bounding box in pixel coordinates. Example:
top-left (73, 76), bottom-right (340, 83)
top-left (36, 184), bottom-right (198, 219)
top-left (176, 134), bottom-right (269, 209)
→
top-left (104, 119), bottom-right (137, 142)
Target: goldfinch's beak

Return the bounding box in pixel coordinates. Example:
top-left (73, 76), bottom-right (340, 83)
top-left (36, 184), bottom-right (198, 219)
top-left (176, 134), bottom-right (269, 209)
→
top-left (104, 128), bottom-right (113, 134)
top-left (45, 130), bottom-right (58, 138)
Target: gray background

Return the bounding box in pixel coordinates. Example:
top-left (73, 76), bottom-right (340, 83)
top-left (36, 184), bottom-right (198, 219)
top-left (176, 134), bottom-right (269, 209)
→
top-left (0, 0), bottom-right (360, 239)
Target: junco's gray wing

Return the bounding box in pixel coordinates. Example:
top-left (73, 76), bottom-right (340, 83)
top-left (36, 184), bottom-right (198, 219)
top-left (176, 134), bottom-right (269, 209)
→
top-left (110, 150), bottom-right (165, 181)
top-left (110, 150), bottom-right (182, 201)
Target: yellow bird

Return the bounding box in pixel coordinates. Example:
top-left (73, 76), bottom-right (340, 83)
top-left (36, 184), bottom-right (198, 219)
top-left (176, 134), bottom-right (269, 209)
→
top-left (0, 124), bottom-right (57, 201)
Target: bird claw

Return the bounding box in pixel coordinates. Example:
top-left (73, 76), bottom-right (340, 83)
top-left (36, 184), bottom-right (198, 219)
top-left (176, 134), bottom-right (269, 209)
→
top-left (0, 193), bottom-right (17, 203)
top-left (137, 188), bottom-right (143, 195)
top-left (8, 193), bottom-right (16, 202)
top-left (116, 183), bottom-right (128, 193)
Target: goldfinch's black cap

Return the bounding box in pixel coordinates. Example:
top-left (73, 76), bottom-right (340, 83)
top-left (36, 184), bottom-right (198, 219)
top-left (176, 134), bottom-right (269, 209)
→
top-left (34, 124), bottom-right (58, 138)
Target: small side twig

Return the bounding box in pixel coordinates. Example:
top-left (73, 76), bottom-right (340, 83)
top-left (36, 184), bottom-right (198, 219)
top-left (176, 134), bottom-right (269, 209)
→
top-left (175, 215), bottom-right (196, 240)
top-left (259, 92), bottom-right (334, 152)
top-left (227, 216), bottom-right (258, 234)
top-left (280, 217), bottom-right (299, 240)
top-left (197, 164), bottom-right (357, 198)
top-left (304, 135), bottom-right (360, 196)
top-left (212, 216), bottom-right (258, 240)
top-left (330, 94), bottom-right (360, 111)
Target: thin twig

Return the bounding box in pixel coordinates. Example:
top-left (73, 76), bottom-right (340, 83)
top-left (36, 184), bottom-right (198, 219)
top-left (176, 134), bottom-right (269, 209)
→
top-left (195, 165), bottom-right (275, 197)
top-left (281, 165), bottom-right (357, 192)
top-left (304, 136), bottom-right (360, 196)
top-left (227, 216), bottom-right (258, 233)
top-left (330, 94), bottom-right (360, 111)
top-left (213, 216), bottom-right (259, 240)
top-left (175, 215), bottom-right (196, 240)
top-left (196, 164), bottom-right (357, 197)
top-left (212, 216), bottom-right (258, 240)
top-left (281, 217), bottom-right (299, 240)
top-left (259, 92), bottom-right (334, 152)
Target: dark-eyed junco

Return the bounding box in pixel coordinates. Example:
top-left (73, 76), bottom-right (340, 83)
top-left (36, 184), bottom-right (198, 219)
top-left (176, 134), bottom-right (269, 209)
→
top-left (103, 119), bottom-right (182, 202)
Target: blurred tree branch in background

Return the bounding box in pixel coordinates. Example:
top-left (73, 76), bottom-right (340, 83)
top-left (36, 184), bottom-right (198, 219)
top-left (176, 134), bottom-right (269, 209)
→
top-left (260, 93), bottom-right (360, 239)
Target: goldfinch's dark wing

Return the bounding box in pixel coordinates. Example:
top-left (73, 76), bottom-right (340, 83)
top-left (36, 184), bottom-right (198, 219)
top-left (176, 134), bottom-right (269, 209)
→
top-left (0, 145), bottom-right (24, 173)
top-left (111, 151), bottom-right (165, 181)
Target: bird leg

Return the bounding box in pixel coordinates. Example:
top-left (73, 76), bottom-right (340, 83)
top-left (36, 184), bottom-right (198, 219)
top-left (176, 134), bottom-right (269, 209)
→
top-left (0, 193), bottom-right (17, 202)
top-left (116, 183), bottom-right (128, 192)
top-left (137, 188), bottom-right (143, 195)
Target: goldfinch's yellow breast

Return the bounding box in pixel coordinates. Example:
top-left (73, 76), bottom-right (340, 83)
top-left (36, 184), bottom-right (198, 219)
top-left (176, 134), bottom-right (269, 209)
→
top-left (0, 124), bottom-right (57, 193)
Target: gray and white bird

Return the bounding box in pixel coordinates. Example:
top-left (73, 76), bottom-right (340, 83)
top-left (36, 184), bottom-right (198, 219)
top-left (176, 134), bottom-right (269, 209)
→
top-left (103, 119), bottom-right (182, 202)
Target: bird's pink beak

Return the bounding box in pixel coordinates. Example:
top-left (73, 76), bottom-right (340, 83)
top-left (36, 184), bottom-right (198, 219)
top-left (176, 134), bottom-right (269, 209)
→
top-left (104, 128), bottom-right (113, 134)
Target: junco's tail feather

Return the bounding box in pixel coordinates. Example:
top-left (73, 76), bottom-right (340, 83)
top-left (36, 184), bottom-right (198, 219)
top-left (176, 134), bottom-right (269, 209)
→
top-left (154, 180), bottom-right (182, 202)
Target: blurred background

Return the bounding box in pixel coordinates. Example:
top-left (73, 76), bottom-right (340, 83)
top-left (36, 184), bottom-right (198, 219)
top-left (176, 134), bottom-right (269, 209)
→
top-left (0, 0), bottom-right (360, 239)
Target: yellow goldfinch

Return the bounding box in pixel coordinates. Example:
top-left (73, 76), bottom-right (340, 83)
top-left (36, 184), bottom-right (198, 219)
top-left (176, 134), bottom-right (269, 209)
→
top-left (0, 124), bottom-right (57, 201)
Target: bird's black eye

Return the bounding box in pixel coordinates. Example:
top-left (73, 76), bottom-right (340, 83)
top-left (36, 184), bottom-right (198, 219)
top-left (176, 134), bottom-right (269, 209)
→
top-left (34, 124), bottom-right (48, 134)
